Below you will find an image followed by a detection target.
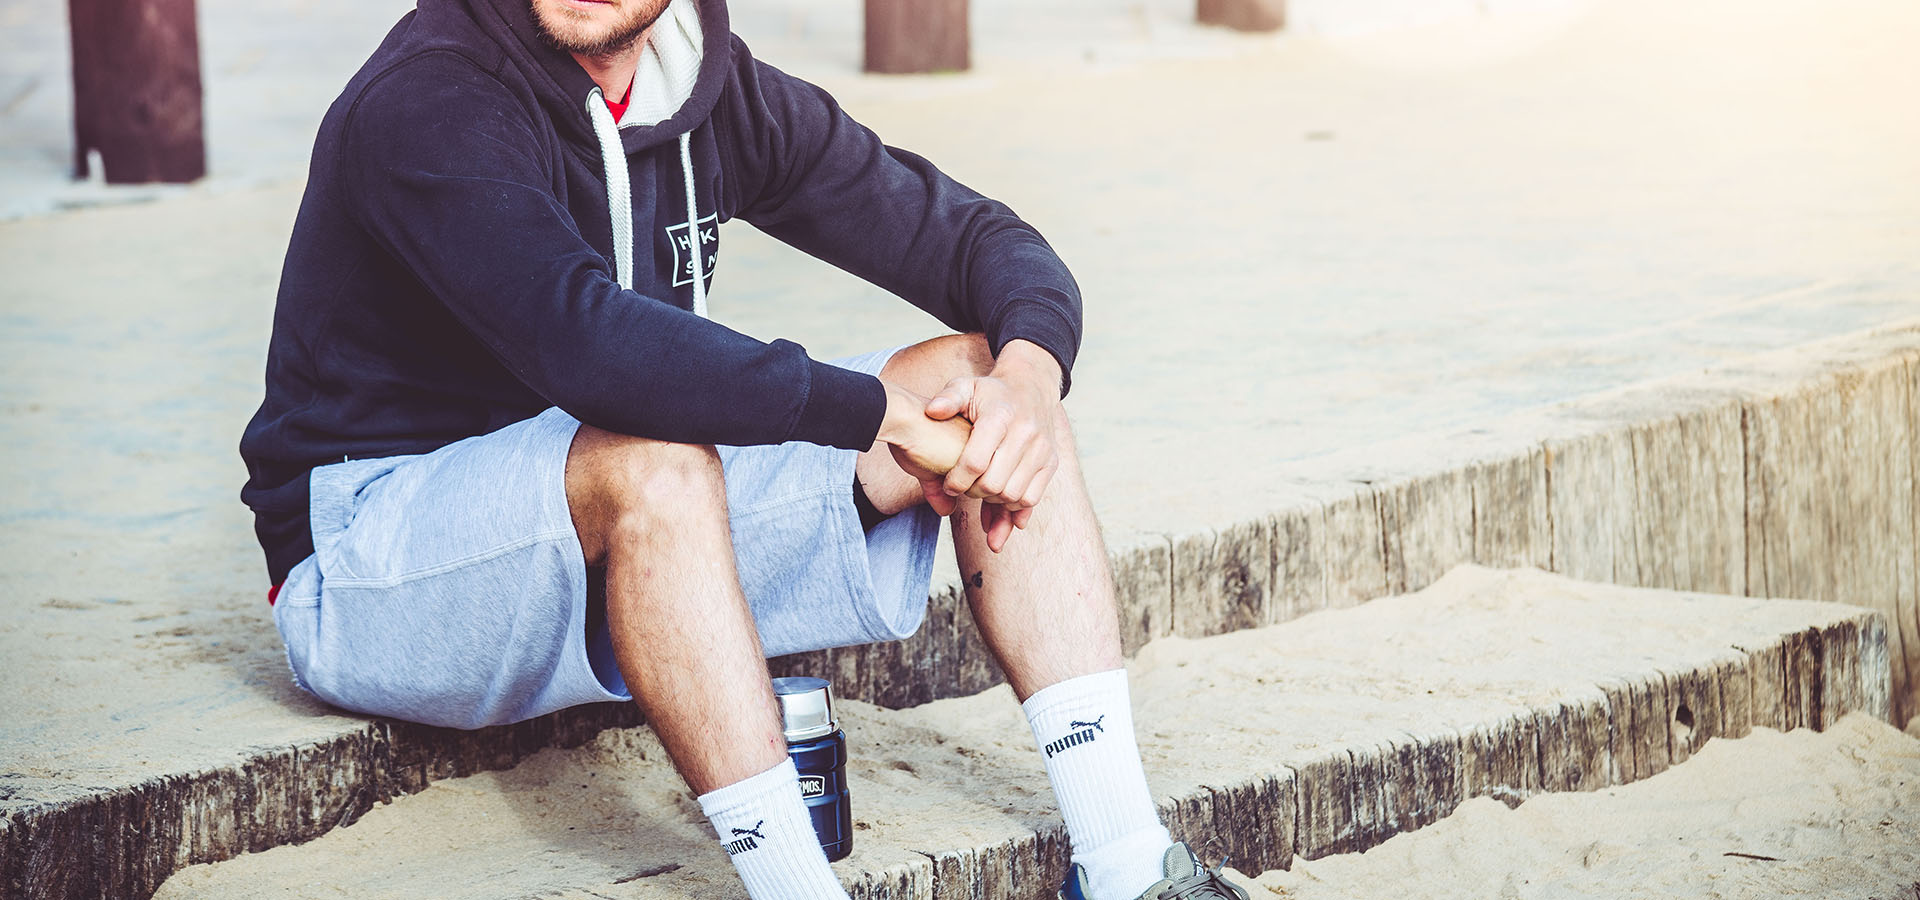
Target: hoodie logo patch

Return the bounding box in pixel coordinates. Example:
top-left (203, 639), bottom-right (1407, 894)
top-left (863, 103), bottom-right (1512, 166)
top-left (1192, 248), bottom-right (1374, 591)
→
top-left (667, 213), bottom-right (720, 288)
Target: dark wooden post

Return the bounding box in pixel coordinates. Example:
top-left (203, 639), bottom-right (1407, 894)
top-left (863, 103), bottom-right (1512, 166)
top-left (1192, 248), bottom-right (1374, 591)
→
top-left (68, 0), bottom-right (206, 183)
top-left (864, 0), bottom-right (969, 74)
top-left (1198, 0), bottom-right (1285, 32)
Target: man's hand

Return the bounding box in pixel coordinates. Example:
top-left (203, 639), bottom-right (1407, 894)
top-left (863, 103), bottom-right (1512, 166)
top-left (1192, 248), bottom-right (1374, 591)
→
top-left (877, 382), bottom-right (973, 515)
top-left (925, 339), bottom-right (1064, 553)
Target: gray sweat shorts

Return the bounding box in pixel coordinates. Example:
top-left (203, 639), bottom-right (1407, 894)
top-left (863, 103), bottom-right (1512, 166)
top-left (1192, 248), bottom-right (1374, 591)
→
top-left (270, 346), bottom-right (941, 730)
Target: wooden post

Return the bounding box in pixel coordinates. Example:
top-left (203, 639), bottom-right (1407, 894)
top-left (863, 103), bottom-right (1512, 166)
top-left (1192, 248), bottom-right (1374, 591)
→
top-left (864, 0), bottom-right (969, 74)
top-left (68, 0), bottom-right (206, 184)
top-left (1198, 0), bottom-right (1285, 32)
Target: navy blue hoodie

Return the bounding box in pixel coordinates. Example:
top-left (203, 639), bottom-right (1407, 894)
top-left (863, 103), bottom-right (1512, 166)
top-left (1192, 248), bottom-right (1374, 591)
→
top-left (239, 0), bottom-right (1082, 583)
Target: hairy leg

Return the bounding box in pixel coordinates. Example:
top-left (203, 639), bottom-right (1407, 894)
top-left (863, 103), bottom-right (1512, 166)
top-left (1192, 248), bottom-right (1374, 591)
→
top-left (566, 425), bottom-right (785, 794)
top-left (857, 335), bottom-right (1124, 700)
top-left (949, 411), bottom-right (1123, 699)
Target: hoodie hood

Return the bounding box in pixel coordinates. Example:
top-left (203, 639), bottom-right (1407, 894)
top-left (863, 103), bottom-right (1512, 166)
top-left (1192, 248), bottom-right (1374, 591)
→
top-left (462, 0), bottom-right (733, 153)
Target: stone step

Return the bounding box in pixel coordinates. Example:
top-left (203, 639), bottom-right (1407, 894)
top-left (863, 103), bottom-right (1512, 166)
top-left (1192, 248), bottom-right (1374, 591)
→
top-left (1247, 714), bottom-right (1920, 898)
top-left (147, 567), bottom-right (1891, 900)
top-left (9, 324), bottom-right (1919, 900)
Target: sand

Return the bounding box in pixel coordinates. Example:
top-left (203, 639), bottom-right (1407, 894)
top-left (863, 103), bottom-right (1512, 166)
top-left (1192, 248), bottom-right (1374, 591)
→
top-left (149, 567), bottom-right (1908, 898)
top-left (1249, 714), bottom-right (1920, 900)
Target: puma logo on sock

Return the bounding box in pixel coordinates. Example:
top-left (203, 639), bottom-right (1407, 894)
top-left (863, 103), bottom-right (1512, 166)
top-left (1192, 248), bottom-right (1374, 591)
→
top-left (1045, 718), bottom-right (1104, 757)
top-left (724, 820), bottom-right (765, 854)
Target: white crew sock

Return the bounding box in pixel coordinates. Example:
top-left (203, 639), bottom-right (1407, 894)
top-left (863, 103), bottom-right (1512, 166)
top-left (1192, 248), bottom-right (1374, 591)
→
top-left (696, 757), bottom-right (850, 900)
top-left (1023, 668), bottom-right (1174, 900)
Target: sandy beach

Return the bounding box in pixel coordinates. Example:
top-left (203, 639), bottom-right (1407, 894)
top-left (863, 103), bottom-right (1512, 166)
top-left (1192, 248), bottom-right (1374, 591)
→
top-left (1249, 715), bottom-right (1920, 899)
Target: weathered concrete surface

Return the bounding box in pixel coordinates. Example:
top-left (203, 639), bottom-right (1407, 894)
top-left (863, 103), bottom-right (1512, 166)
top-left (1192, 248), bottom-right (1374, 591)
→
top-left (771, 325), bottom-right (1920, 716)
top-left (145, 567), bottom-right (1891, 899)
top-left (3, 0), bottom-right (1919, 896)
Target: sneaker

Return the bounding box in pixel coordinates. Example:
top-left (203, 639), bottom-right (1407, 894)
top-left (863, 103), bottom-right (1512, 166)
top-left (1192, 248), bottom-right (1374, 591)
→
top-left (1058, 841), bottom-right (1252, 900)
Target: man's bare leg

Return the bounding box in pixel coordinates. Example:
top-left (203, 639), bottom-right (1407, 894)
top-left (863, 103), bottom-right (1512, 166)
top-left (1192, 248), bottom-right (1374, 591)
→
top-left (946, 416), bottom-right (1123, 697)
top-left (566, 427), bottom-right (785, 793)
top-left (567, 427), bottom-right (848, 900)
top-left (857, 334), bottom-right (1176, 900)
top-left (855, 335), bottom-right (1123, 697)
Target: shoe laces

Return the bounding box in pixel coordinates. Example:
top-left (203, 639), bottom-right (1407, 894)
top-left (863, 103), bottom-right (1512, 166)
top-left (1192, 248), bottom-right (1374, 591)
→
top-left (1154, 856), bottom-right (1248, 900)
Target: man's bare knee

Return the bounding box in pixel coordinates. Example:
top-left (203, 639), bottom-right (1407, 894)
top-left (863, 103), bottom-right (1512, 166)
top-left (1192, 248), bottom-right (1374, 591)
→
top-left (878, 332), bottom-right (994, 397)
top-left (566, 426), bottom-right (725, 565)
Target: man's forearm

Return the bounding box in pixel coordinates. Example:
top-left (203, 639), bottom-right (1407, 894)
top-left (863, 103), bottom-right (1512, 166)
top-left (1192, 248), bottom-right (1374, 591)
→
top-left (991, 339), bottom-right (1064, 399)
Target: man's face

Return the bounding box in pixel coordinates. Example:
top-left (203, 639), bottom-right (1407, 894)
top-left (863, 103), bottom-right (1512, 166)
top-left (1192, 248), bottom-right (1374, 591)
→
top-left (529, 0), bottom-right (673, 59)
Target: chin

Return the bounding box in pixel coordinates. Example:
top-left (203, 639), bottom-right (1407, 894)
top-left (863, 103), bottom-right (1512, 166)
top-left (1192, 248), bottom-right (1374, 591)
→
top-left (530, 0), bottom-right (664, 57)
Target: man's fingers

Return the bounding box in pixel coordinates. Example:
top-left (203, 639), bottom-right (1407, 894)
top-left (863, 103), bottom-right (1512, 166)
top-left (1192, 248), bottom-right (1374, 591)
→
top-left (923, 377), bottom-right (976, 421)
top-left (966, 425), bottom-right (1035, 501)
top-left (983, 502), bottom-right (1016, 553)
top-left (995, 444), bottom-right (1045, 509)
top-left (921, 479), bottom-right (957, 517)
top-left (945, 405), bottom-right (1010, 496)
top-left (1001, 432), bottom-right (1057, 509)
top-left (1018, 462), bottom-right (1057, 513)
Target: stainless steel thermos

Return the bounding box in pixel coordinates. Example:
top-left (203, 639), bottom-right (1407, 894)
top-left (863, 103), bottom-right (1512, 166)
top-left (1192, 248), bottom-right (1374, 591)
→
top-left (772, 676), bottom-right (852, 861)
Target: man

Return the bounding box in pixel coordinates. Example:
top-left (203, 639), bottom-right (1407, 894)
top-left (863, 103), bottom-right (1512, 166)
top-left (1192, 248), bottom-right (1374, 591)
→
top-left (239, 1), bottom-right (1247, 898)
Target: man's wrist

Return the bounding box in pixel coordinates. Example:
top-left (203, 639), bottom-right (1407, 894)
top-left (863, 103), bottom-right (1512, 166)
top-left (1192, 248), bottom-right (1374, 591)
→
top-left (991, 339), bottom-right (1064, 396)
top-left (876, 381), bottom-right (920, 444)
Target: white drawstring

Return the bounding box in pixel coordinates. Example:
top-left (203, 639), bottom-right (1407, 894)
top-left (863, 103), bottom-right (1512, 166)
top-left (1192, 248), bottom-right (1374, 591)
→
top-left (678, 131), bottom-right (708, 318)
top-left (585, 87), bottom-right (634, 292)
top-left (586, 87), bottom-right (709, 319)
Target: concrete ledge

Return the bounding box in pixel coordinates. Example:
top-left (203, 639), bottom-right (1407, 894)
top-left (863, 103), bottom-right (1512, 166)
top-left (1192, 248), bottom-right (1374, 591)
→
top-left (773, 322), bottom-right (1920, 718)
top-left (146, 567), bottom-right (1891, 899)
top-left (10, 325), bottom-right (1920, 900)
top-left (1, 704), bottom-right (642, 900)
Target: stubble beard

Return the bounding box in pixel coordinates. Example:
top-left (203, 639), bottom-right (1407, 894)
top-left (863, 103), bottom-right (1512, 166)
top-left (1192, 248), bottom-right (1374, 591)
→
top-left (530, 0), bottom-right (672, 60)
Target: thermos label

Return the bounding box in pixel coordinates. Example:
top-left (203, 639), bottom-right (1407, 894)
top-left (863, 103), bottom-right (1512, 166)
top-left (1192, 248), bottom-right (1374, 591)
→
top-left (797, 775), bottom-right (827, 798)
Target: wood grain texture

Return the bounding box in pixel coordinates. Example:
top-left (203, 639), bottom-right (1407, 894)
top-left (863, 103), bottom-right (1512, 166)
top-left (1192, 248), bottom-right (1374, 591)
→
top-left (1290, 749), bottom-right (1358, 857)
top-left (1322, 486), bottom-right (1388, 610)
top-left (1114, 536), bottom-right (1175, 655)
top-left (68, 0), bottom-right (205, 183)
top-left (1196, 0), bottom-right (1285, 32)
top-left (1543, 429), bottom-right (1634, 583)
top-left (1171, 520), bottom-right (1273, 638)
top-left (1269, 504), bottom-right (1328, 624)
top-left (1376, 468), bottom-right (1473, 596)
top-left (1910, 354), bottom-right (1920, 722)
top-left (1741, 356), bottom-right (1920, 724)
top-left (864, 0), bottom-right (968, 74)
top-left (1534, 693), bottom-right (1610, 794)
top-left (1710, 650), bottom-right (1754, 741)
top-left (1469, 446), bottom-right (1551, 571)
top-left (1626, 407), bottom-right (1747, 594)
top-left (1398, 723), bottom-right (1466, 831)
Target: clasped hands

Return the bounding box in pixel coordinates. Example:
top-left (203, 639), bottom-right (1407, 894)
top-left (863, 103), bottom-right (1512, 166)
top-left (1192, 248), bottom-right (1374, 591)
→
top-left (877, 340), bottom-right (1063, 553)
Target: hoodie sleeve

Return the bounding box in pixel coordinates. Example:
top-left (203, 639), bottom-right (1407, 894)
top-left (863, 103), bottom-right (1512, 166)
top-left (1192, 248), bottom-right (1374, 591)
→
top-left (339, 53), bottom-right (884, 449)
top-left (721, 53), bottom-right (1083, 394)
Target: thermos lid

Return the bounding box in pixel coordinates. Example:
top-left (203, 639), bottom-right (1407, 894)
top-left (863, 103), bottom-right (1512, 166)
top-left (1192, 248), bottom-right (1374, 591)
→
top-left (772, 676), bottom-right (837, 743)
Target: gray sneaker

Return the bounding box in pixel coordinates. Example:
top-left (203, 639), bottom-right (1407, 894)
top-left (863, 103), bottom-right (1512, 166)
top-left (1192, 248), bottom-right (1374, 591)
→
top-left (1058, 842), bottom-right (1252, 900)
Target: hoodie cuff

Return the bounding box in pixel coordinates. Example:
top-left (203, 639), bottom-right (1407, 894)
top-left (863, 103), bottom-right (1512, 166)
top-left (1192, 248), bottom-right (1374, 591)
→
top-left (788, 359), bottom-right (887, 450)
top-left (990, 301), bottom-right (1080, 398)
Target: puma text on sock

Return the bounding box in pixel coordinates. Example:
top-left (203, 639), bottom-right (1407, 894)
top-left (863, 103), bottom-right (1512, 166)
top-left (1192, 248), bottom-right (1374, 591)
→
top-left (1023, 668), bottom-right (1174, 900)
top-left (696, 757), bottom-right (850, 900)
